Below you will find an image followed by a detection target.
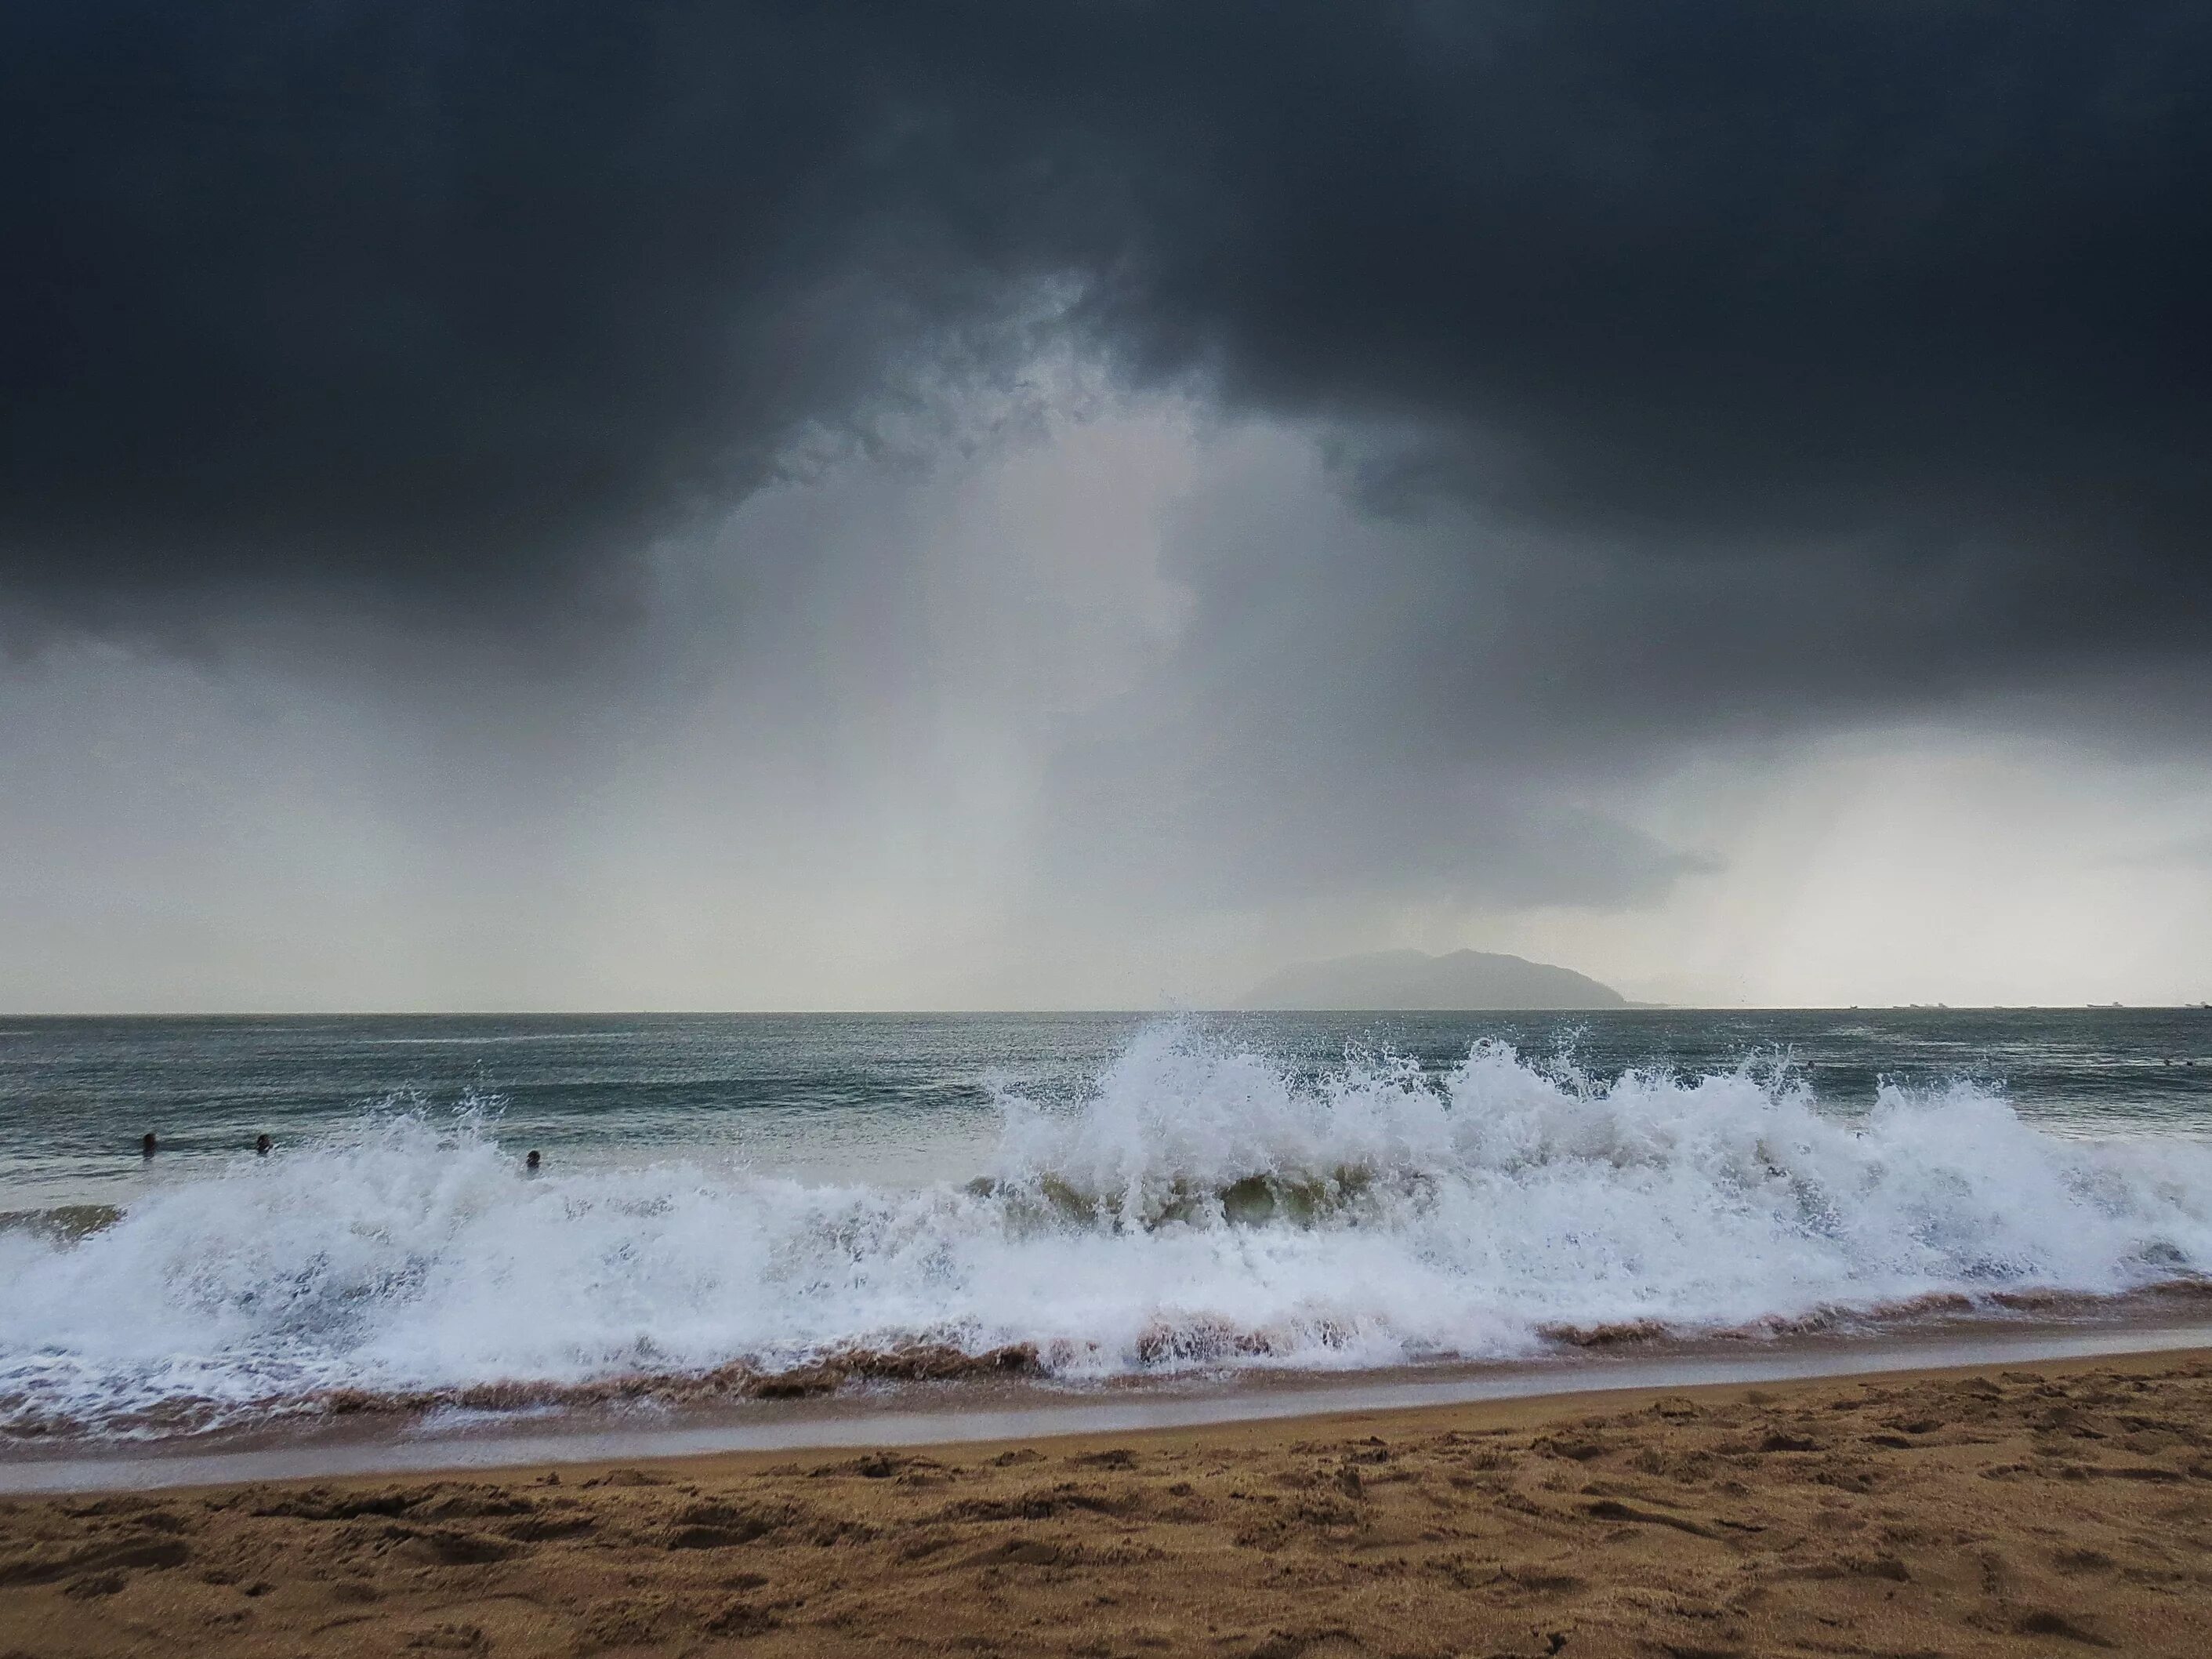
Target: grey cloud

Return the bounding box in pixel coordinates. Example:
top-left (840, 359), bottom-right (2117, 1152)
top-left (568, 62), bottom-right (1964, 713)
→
top-left (7, 0), bottom-right (2210, 931)
top-left (5, 2), bottom-right (2208, 650)
top-left (1028, 433), bottom-right (1722, 911)
top-left (0, 3), bottom-right (1114, 633)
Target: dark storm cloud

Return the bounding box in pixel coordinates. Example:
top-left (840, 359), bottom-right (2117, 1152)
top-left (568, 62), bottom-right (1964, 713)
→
top-left (0, 2), bottom-right (1113, 630)
top-left (5, 0), bottom-right (2208, 665)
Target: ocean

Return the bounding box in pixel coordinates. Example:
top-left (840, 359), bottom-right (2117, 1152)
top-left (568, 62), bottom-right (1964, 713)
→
top-left (3, 1008), bottom-right (2211, 1447)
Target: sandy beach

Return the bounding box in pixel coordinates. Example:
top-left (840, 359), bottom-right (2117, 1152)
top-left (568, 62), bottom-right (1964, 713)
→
top-left (4, 1350), bottom-right (2210, 1657)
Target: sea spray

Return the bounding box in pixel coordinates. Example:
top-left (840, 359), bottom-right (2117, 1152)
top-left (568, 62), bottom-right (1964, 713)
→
top-left (5, 1022), bottom-right (2212, 1438)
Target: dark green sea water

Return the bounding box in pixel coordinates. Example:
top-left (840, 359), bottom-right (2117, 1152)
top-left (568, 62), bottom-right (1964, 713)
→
top-left (5, 1008), bottom-right (2209, 1209)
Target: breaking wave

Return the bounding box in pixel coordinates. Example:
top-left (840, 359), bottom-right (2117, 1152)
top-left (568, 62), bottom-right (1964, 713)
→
top-left (5, 1023), bottom-right (2212, 1438)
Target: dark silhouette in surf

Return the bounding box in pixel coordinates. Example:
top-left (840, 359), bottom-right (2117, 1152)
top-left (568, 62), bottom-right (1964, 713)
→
top-left (141, 1132), bottom-right (157, 1158)
top-left (525, 1149), bottom-right (541, 1174)
top-left (256, 1134), bottom-right (272, 1156)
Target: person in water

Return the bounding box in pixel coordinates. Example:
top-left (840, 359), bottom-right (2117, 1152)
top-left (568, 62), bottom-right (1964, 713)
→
top-left (256, 1134), bottom-right (272, 1156)
top-left (141, 1131), bottom-right (157, 1158)
top-left (525, 1149), bottom-right (541, 1173)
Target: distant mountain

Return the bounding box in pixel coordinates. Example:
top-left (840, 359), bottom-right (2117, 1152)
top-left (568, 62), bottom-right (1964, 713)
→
top-left (1238, 948), bottom-right (1628, 1011)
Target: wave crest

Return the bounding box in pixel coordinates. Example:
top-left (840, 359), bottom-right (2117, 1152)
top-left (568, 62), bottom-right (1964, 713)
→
top-left (5, 1022), bottom-right (2211, 1437)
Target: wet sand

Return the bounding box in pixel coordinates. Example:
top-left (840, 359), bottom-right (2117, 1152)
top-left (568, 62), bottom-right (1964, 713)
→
top-left (5, 1349), bottom-right (2212, 1657)
top-left (9, 1314), bottom-right (2212, 1497)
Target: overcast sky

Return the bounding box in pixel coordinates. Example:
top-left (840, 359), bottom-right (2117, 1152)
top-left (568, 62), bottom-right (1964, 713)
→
top-left (3, 2), bottom-right (2208, 1011)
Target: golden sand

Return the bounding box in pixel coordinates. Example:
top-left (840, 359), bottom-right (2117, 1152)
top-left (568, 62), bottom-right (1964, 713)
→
top-left (5, 1351), bottom-right (2212, 1657)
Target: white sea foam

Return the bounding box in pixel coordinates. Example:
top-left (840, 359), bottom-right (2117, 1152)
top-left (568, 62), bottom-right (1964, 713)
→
top-left (5, 1023), bottom-right (2211, 1436)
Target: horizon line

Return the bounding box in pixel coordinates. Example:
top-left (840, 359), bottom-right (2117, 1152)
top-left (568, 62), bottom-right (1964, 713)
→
top-left (4, 1003), bottom-right (2207, 1020)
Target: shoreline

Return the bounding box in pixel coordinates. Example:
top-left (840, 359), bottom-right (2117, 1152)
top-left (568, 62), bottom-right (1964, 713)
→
top-left (9, 1316), bottom-right (2211, 1497)
top-left (5, 1347), bottom-right (2212, 1656)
